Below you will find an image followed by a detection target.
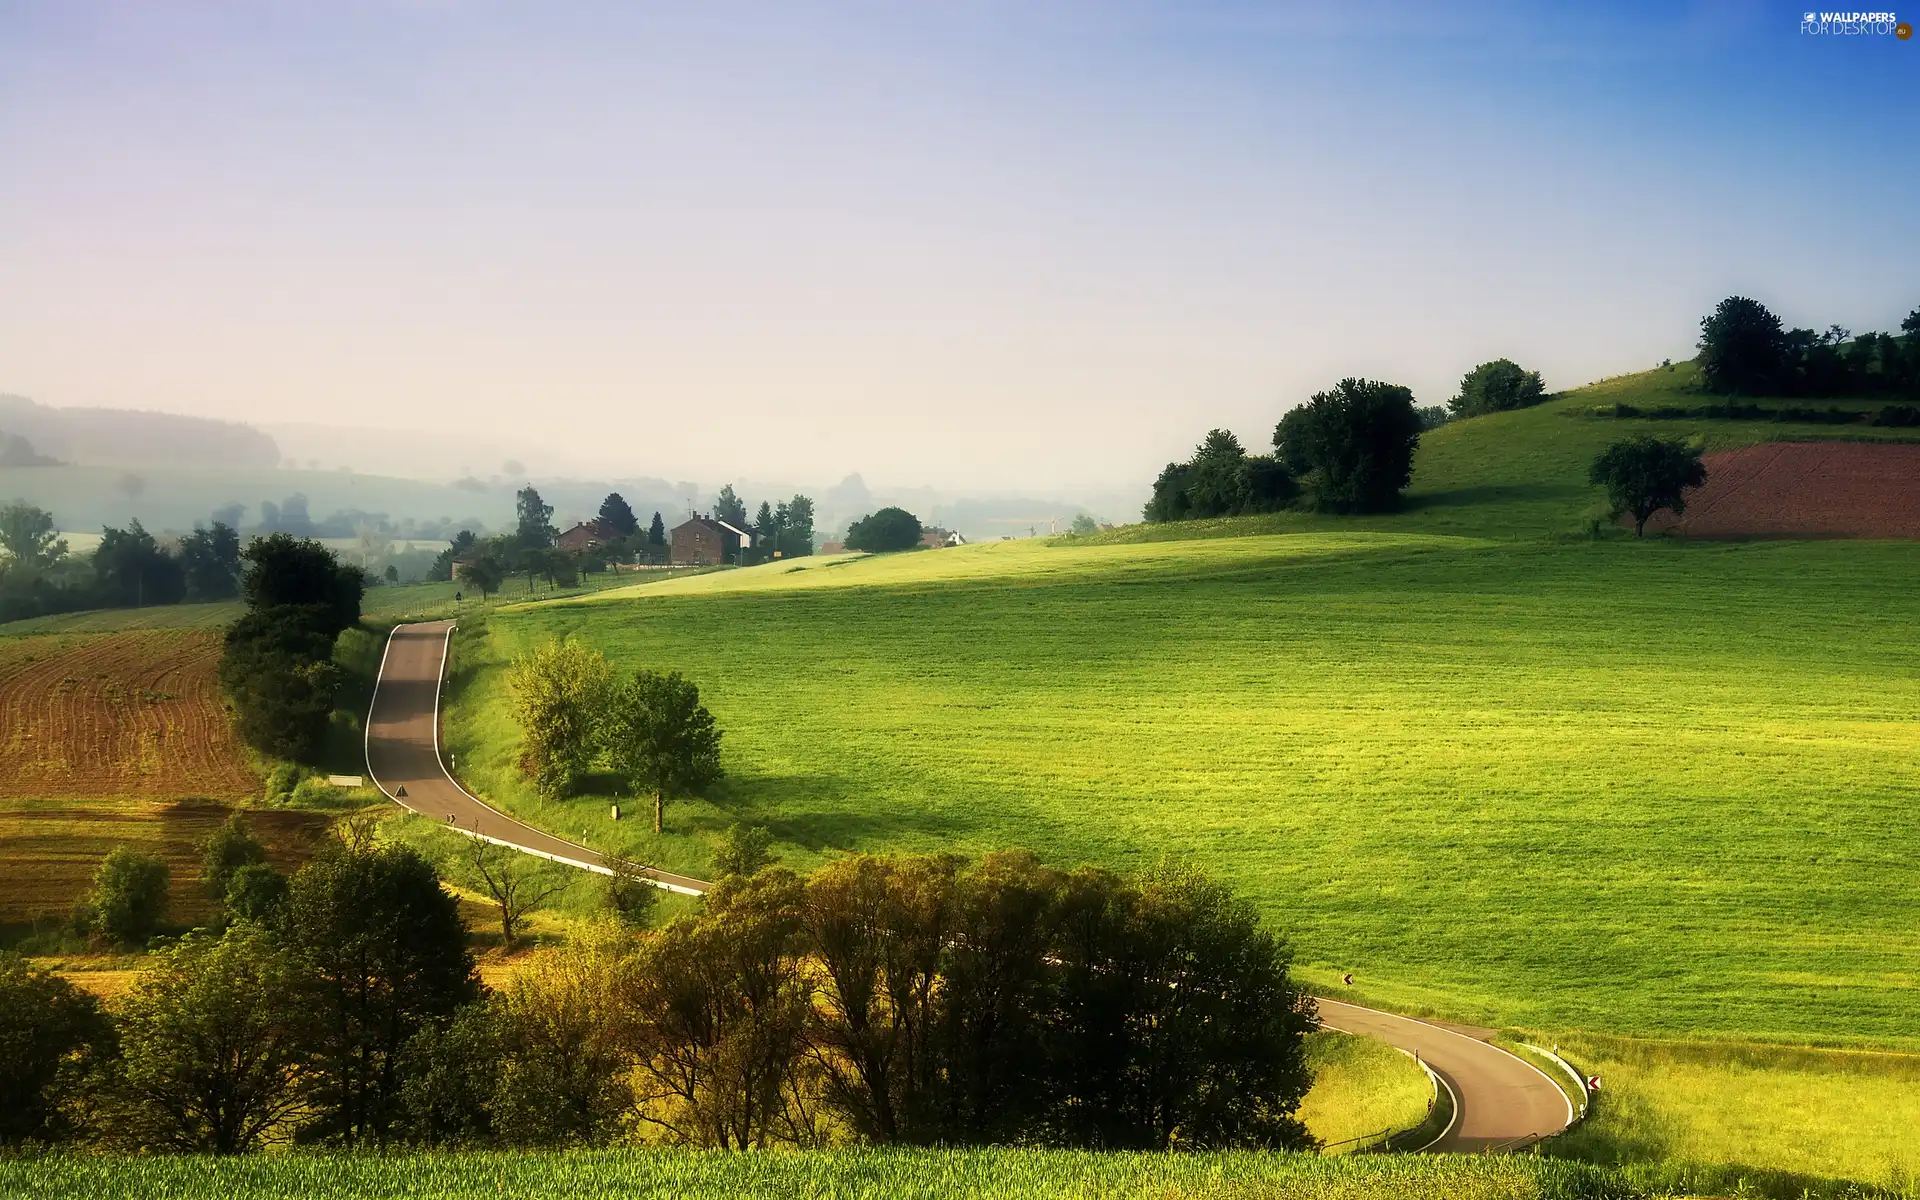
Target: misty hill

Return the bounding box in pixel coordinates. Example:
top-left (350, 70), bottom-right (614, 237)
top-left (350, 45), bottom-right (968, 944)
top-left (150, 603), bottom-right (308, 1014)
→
top-left (0, 394), bottom-right (280, 469)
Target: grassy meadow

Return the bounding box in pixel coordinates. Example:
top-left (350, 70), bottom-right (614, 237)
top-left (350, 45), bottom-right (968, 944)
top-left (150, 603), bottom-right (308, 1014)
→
top-left (0, 1147), bottom-right (1669, 1200)
top-left (1297, 1032), bottom-right (1433, 1151)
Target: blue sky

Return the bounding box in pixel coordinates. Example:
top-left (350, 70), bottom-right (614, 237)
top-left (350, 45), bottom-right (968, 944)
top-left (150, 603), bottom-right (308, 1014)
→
top-left (1, 1), bottom-right (1914, 490)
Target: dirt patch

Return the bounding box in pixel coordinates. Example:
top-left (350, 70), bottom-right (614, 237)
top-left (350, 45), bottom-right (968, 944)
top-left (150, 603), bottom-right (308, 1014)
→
top-left (1646, 441), bottom-right (1920, 538)
top-left (0, 630), bottom-right (259, 800)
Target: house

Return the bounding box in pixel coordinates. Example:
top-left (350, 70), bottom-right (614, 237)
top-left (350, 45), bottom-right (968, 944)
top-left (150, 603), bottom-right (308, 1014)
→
top-left (670, 514), bottom-right (754, 566)
top-left (919, 526), bottom-right (967, 549)
top-left (556, 519), bottom-right (622, 553)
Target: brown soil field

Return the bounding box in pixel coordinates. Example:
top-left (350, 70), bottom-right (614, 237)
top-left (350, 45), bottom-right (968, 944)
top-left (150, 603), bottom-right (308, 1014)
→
top-left (0, 797), bottom-right (332, 931)
top-left (0, 629), bottom-right (259, 800)
top-left (1646, 440), bottom-right (1920, 538)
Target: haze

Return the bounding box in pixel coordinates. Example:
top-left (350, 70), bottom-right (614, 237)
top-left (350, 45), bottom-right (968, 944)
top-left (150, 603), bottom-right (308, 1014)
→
top-left (2, 1), bottom-right (1915, 492)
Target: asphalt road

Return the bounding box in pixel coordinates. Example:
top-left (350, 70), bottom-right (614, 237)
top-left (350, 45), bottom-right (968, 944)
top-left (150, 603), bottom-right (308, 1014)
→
top-left (1317, 996), bottom-right (1574, 1152)
top-left (362, 620), bottom-right (707, 895)
top-left (366, 619), bottom-right (1579, 1151)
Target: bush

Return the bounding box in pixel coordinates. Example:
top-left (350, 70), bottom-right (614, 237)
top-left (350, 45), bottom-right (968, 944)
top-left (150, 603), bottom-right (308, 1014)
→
top-left (77, 846), bottom-right (170, 948)
top-left (264, 762), bottom-right (301, 805)
top-left (201, 814), bottom-right (267, 904)
top-left (0, 952), bottom-right (112, 1146)
top-left (1447, 359), bottom-right (1546, 418)
top-left (1144, 431), bottom-right (1296, 523)
top-left (224, 864), bottom-right (290, 925)
top-left (845, 507), bottom-right (924, 553)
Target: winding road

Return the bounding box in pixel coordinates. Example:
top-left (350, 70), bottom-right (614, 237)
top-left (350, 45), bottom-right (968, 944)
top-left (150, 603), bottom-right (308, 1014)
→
top-left (365, 618), bottom-right (1578, 1152)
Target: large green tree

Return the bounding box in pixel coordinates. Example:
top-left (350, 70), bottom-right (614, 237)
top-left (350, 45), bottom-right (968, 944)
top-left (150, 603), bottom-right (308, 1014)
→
top-left (112, 927), bottom-right (310, 1153)
top-left (1697, 296), bottom-right (1788, 395)
top-left (93, 520), bottom-right (185, 607)
top-left (0, 952), bottom-right (112, 1146)
top-left (1144, 430), bottom-right (1294, 523)
top-left (604, 669), bottom-right (724, 833)
top-left (285, 843), bottom-right (478, 1146)
top-left (713, 485), bottom-right (748, 528)
top-left (1272, 378), bottom-right (1423, 513)
top-left (178, 521), bottom-right (242, 601)
top-left (515, 486), bottom-right (556, 549)
top-left (780, 495), bottom-right (816, 557)
top-left (77, 845), bottom-right (170, 947)
top-left (1589, 435), bottom-right (1708, 537)
top-left (507, 637), bottom-right (615, 798)
top-left (240, 534), bottom-right (363, 636)
top-left (0, 503), bottom-right (67, 572)
top-left (597, 492), bottom-right (638, 537)
top-left (845, 507), bottom-right (923, 553)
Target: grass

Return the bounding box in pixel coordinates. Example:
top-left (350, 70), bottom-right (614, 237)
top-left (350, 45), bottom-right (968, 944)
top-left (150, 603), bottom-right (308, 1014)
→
top-left (0, 1147), bottom-right (1665, 1200)
top-left (1546, 1035), bottom-right (1920, 1189)
top-left (1297, 1032), bottom-right (1433, 1152)
top-left (452, 532), bottom-right (1920, 1045)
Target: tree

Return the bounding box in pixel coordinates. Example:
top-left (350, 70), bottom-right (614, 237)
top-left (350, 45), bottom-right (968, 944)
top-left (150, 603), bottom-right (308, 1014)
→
top-left (77, 845), bottom-right (169, 947)
top-left (754, 501), bottom-right (778, 561)
top-left (1448, 359), bottom-right (1546, 418)
top-left (1043, 861), bottom-right (1317, 1150)
top-left (94, 520), bottom-right (186, 607)
top-left (844, 507), bottom-right (923, 553)
top-left (396, 999), bottom-right (508, 1148)
top-left (201, 813), bottom-right (268, 905)
top-left (714, 485), bottom-right (748, 528)
top-left (1144, 432), bottom-right (1295, 523)
top-left (1589, 435), bottom-right (1708, 537)
top-left (111, 926), bottom-right (310, 1153)
top-left (224, 863), bottom-right (291, 926)
top-left (624, 870), bottom-right (813, 1148)
top-left (489, 930), bottom-right (635, 1146)
top-left (714, 824), bottom-right (776, 879)
top-left (1272, 379), bottom-right (1423, 513)
top-left (219, 606), bottom-right (347, 761)
top-left (605, 669), bottom-right (724, 834)
top-left (241, 533), bottom-right (363, 636)
top-left (464, 836), bottom-right (571, 949)
top-left (781, 495), bottom-right (816, 558)
top-left (515, 486), bottom-right (556, 549)
top-left (647, 512), bottom-right (667, 559)
top-left (0, 502), bottom-right (66, 572)
top-left (383, 563), bottom-right (400, 584)
top-left (603, 856), bottom-right (661, 927)
top-left (284, 843), bottom-right (478, 1146)
top-left (431, 530), bottom-right (479, 582)
top-left (176, 521), bottom-right (243, 601)
top-left (598, 493), bottom-right (639, 537)
top-left (0, 952), bottom-right (112, 1146)
top-left (507, 638), bottom-right (614, 798)
top-left (1070, 513), bottom-right (1098, 535)
top-left (456, 553), bottom-right (506, 599)
top-left (1698, 296), bottom-right (1788, 395)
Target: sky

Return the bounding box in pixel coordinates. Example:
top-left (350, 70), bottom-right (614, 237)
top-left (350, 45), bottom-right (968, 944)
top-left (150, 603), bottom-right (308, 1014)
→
top-left (2, 1), bottom-right (1916, 492)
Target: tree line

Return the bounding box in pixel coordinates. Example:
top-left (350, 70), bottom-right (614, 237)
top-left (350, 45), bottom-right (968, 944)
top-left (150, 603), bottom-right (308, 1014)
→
top-left (1, 826), bottom-right (1316, 1154)
top-left (1698, 298), bottom-right (1920, 401)
top-left (219, 535), bottom-right (366, 763)
top-left (0, 505), bottom-right (246, 624)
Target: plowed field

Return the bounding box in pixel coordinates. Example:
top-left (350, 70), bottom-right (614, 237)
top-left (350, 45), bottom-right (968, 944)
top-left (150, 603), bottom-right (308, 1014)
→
top-left (0, 798), bottom-right (330, 928)
top-left (1646, 441), bottom-right (1920, 538)
top-left (0, 630), bottom-right (259, 800)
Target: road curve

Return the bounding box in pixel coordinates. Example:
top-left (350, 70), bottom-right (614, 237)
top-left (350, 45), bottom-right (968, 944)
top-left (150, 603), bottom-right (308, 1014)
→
top-left (1317, 997), bottom-right (1573, 1152)
top-left (363, 620), bottom-right (706, 895)
top-left (366, 619), bottom-right (1578, 1152)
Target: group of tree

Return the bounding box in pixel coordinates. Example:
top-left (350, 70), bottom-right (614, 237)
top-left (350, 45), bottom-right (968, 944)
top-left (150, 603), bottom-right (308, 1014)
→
top-left (509, 638), bottom-right (723, 833)
top-left (2, 830), bottom-right (1316, 1155)
top-left (1148, 376), bottom-right (1434, 522)
top-left (1697, 297), bottom-right (1920, 399)
top-left (218, 534), bottom-right (365, 762)
top-left (1144, 430), bottom-right (1296, 522)
top-left (712, 484), bottom-right (819, 562)
top-left (0, 502), bottom-right (244, 623)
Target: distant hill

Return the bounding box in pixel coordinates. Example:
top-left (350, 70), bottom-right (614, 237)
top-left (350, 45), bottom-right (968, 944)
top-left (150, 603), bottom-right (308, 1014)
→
top-left (0, 394), bottom-right (280, 469)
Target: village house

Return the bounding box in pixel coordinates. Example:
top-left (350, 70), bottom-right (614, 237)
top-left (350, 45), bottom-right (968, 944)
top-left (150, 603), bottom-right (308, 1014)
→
top-left (670, 514), bottom-right (754, 566)
top-left (556, 518), bottom-right (622, 553)
top-left (919, 526), bottom-right (967, 549)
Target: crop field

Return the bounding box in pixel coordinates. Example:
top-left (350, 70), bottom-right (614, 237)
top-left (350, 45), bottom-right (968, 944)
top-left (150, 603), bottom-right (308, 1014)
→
top-left (0, 796), bottom-right (329, 933)
top-left (0, 1147), bottom-right (1665, 1200)
top-left (0, 629), bottom-right (259, 800)
top-left (1643, 441), bottom-right (1920, 538)
top-left (450, 529), bottom-right (1920, 1048)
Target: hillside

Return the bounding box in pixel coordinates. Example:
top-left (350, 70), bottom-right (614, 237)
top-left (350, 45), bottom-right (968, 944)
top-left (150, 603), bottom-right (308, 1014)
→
top-left (1100, 362), bottom-right (1920, 542)
top-left (0, 394), bottom-right (280, 469)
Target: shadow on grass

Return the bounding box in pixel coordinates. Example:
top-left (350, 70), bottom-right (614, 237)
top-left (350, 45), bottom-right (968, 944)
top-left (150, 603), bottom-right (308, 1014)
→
top-left (1401, 482), bottom-right (1585, 511)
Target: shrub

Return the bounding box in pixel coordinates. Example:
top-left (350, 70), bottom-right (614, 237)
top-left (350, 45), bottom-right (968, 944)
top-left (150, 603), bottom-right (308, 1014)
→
top-left (1273, 378), bottom-right (1424, 513)
top-left (201, 814), bottom-right (267, 904)
top-left (77, 846), bottom-right (170, 948)
top-left (1448, 359), bottom-right (1546, 417)
top-left (264, 762), bottom-right (301, 805)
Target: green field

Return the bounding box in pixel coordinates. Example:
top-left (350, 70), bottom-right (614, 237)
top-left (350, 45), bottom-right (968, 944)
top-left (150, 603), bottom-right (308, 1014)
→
top-left (1297, 1033), bottom-right (1433, 1152)
top-left (0, 1147), bottom-right (1679, 1200)
top-left (450, 531), bottom-right (1920, 1045)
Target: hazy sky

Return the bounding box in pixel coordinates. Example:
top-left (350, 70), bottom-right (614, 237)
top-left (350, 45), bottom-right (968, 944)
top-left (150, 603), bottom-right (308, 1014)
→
top-left (3, 1), bottom-right (1916, 490)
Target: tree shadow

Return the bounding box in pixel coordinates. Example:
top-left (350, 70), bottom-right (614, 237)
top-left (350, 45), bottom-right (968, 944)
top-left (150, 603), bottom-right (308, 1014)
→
top-left (1400, 482), bottom-right (1583, 511)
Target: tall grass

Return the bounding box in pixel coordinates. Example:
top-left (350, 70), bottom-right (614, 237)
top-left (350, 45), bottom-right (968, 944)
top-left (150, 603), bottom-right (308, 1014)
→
top-left (1298, 1032), bottom-right (1432, 1152)
top-left (0, 1148), bottom-right (1653, 1200)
